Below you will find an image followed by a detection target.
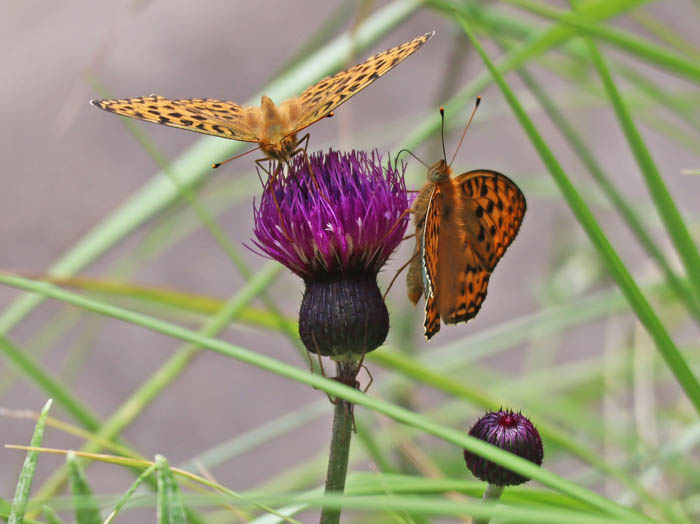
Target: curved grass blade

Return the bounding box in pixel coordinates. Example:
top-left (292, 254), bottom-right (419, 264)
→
top-left (156, 456), bottom-right (187, 524)
top-left (0, 337), bottom-right (101, 430)
top-left (584, 38), bottom-right (700, 314)
top-left (497, 42), bottom-right (700, 324)
top-left (42, 505), bottom-right (66, 524)
top-left (500, 0), bottom-right (700, 83)
top-left (7, 399), bottom-right (52, 524)
top-left (401, 0), bottom-right (648, 153)
top-left (104, 463), bottom-right (157, 524)
top-left (456, 14), bottom-right (700, 416)
top-left (67, 451), bottom-right (102, 524)
top-left (31, 262), bottom-right (282, 505)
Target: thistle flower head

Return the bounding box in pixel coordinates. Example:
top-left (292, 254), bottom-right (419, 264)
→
top-left (252, 149), bottom-right (410, 360)
top-left (252, 149), bottom-right (409, 279)
top-left (464, 409), bottom-right (543, 486)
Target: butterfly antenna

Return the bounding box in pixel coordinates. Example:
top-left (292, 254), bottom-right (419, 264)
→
top-left (439, 107), bottom-right (447, 165)
top-left (212, 145), bottom-right (261, 169)
top-left (448, 96), bottom-right (481, 168)
top-left (394, 149), bottom-right (428, 171)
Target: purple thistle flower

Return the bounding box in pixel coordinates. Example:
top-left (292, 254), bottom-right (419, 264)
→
top-left (252, 149), bottom-right (410, 360)
top-left (464, 409), bottom-right (543, 486)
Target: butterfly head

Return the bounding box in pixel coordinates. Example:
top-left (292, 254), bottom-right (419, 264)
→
top-left (427, 159), bottom-right (452, 183)
top-left (260, 133), bottom-right (298, 161)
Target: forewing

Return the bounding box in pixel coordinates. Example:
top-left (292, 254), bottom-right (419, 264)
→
top-left (294, 32), bottom-right (433, 129)
top-left (91, 95), bottom-right (260, 142)
top-left (455, 170), bottom-right (526, 271)
top-left (422, 186), bottom-right (442, 340)
top-left (435, 171), bottom-right (525, 326)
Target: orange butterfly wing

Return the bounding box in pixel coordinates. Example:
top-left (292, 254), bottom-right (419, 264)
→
top-left (90, 95), bottom-right (261, 142)
top-left (422, 170), bottom-right (525, 339)
top-left (292, 32), bottom-right (434, 130)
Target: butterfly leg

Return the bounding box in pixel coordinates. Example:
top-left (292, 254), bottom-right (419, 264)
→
top-left (350, 349), bottom-right (373, 394)
top-left (291, 133), bottom-right (333, 205)
top-left (379, 208), bottom-right (413, 246)
top-left (306, 331), bottom-right (339, 404)
top-left (382, 249), bottom-right (420, 301)
top-left (257, 158), bottom-right (294, 242)
top-left (360, 364), bottom-right (373, 394)
top-left (332, 360), bottom-right (359, 432)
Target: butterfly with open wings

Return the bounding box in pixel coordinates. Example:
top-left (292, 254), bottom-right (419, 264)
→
top-left (91, 32), bottom-right (433, 164)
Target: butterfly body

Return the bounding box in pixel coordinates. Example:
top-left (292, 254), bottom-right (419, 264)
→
top-left (407, 160), bottom-right (526, 340)
top-left (91, 32), bottom-right (434, 163)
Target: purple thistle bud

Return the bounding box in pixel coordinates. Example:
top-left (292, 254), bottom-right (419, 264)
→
top-left (252, 150), bottom-right (410, 360)
top-left (464, 410), bottom-right (543, 486)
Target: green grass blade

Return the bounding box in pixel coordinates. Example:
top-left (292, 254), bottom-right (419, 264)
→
top-left (584, 38), bottom-right (700, 313)
top-left (227, 493), bottom-right (652, 524)
top-left (456, 14), bottom-right (700, 416)
top-left (505, 52), bottom-right (700, 323)
top-left (0, 337), bottom-right (102, 430)
top-left (501, 0), bottom-right (700, 82)
top-left (0, 274), bottom-right (653, 522)
top-left (156, 456), bottom-right (187, 524)
top-left (454, 0), bottom-right (700, 132)
top-left (41, 505), bottom-right (66, 524)
top-left (67, 451), bottom-right (102, 524)
top-left (32, 262), bottom-right (282, 504)
top-left (403, 0), bottom-right (647, 152)
top-left (104, 463), bottom-right (157, 524)
top-left (7, 399), bottom-right (52, 524)
top-left (630, 9), bottom-right (700, 60)
top-left (567, 13), bottom-right (700, 83)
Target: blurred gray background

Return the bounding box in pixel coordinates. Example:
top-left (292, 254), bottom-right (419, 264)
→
top-left (2, 0), bottom-right (699, 520)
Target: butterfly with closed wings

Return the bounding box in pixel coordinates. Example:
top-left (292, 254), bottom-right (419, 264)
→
top-left (406, 101), bottom-right (526, 340)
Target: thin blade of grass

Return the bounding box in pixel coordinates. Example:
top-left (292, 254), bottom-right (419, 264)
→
top-left (7, 398), bottom-right (52, 524)
top-left (501, 0), bottom-right (700, 83)
top-left (156, 456), bottom-right (187, 524)
top-left (583, 37), bottom-right (700, 315)
top-left (104, 463), bottom-right (157, 524)
top-left (42, 505), bottom-right (66, 524)
top-left (456, 14), bottom-right (700, 416)
top-left (498, 43), bottom-right (700, 323)
top-left (32, 262), bottom-right (282, 505)
top-left (403, 0), bottom-right (648, 152)
top-left (0, 337), bottom-right (101, 430)
top-left (453, 0), bottom-right (700, 132)
top-left (67, 451), bottom-right (102, 524)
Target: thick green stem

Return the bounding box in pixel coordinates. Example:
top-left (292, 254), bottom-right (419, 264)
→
top-left (319, 364), bottom-right (355, 524)
top-left (473, 483), bottom-right (504, 524)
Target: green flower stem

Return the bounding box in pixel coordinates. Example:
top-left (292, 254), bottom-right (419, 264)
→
top-left (473, 484), bottom-right (504, 524)
top-left (320, 378), bottom-right (355, 524)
